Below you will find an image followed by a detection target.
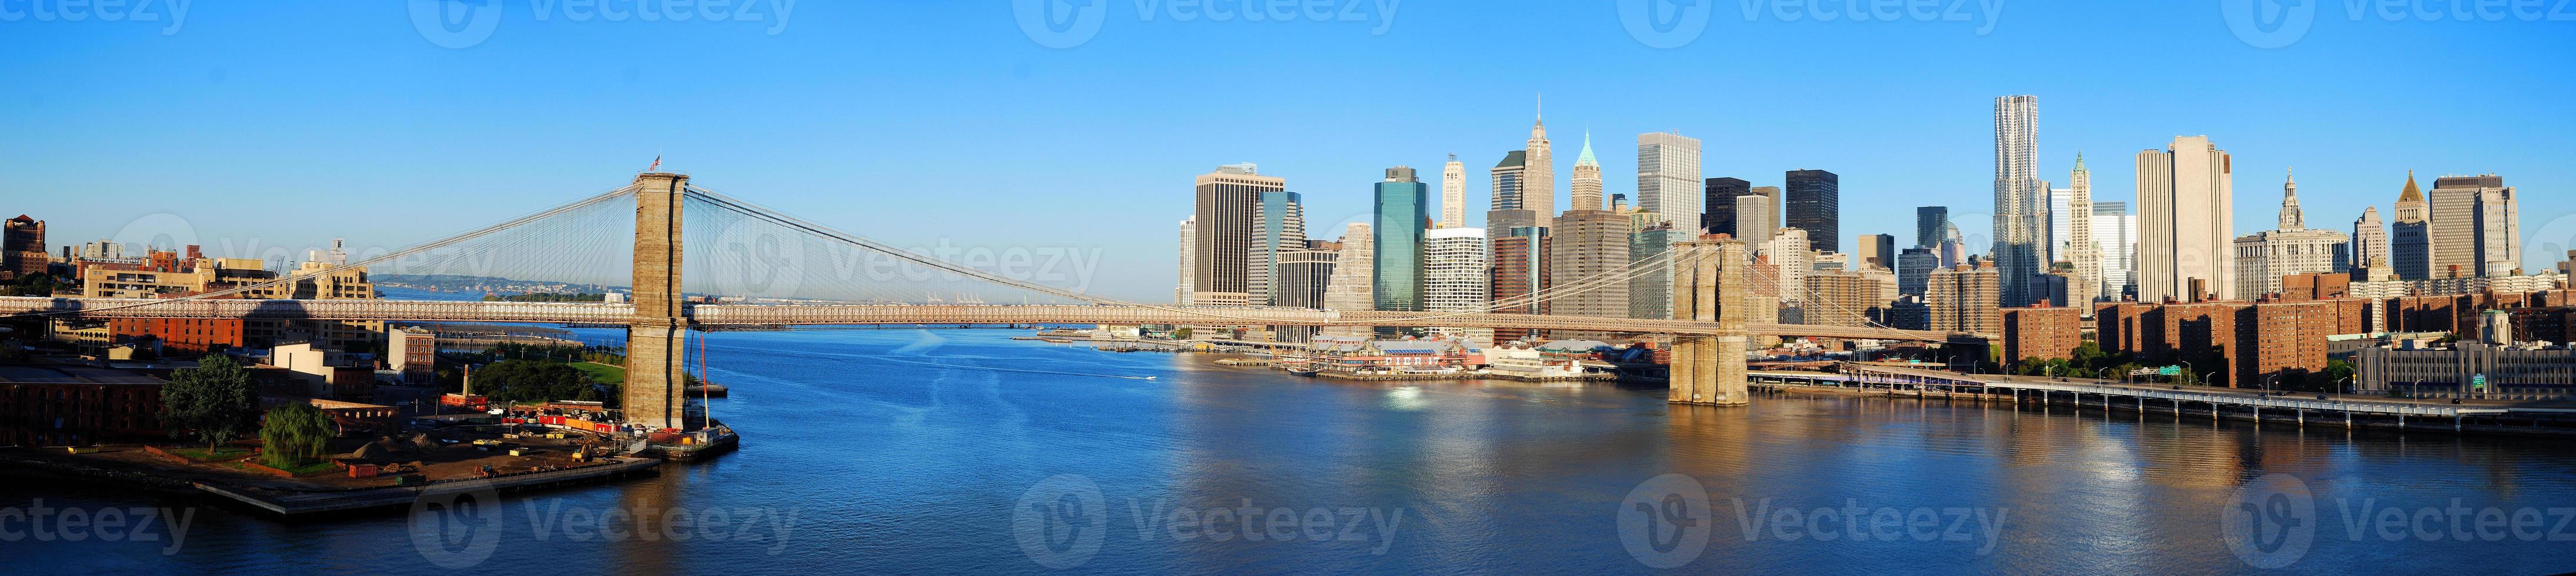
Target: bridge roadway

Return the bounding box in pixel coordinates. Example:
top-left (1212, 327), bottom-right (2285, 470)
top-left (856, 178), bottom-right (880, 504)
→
top-left (0, 297), bottom-right (1960, 341)
top-left (1755, 363), bottom-right (2527, 419)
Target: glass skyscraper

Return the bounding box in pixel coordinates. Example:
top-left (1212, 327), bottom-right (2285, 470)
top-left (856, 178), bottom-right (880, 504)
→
top-left (1786, 169), bottom-right (1840, 253)
top-left (1373, 167), bottom-right (1429, 312)
top-left (1916, 206), bottom-right (1949, 249)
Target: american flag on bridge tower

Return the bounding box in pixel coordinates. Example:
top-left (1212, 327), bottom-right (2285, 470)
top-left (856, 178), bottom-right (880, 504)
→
top-left (649, 155), bottom-right (661, 170)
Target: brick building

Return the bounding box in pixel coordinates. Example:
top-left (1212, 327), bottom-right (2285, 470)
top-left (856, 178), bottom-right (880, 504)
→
top-left (2, 215), bottom-right (45, 278)
top-left (2002, 305), bottom-right (2082, 364)
top-left (107, 317), bottom-right (246, 357)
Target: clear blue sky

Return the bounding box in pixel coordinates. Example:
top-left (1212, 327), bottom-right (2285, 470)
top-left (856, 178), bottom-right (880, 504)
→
top-left (5, 1), bottom-right (2572, 300)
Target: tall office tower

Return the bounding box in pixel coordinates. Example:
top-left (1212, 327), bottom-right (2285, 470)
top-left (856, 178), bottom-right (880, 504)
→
top-left (1896, 247), bottom-right (1939, 296)
top-left (1941, 223), bottom-right (1967, 267)
top-left (1491, 150), bottom-right (1528, 210)
top-left (2427, 173), bottom-right (2520, 278)
top-left (1550, 206), bottom-right (1633, 331)
top-left (1785, 169), bottom-right (1840, 253)
top-left (1855, 234), bottom-right (1896, 270)
top-left (1927, 261), bottom-right (2002, 336)
top-left (1762, 228), bottom-right (1812, 304)
top-left (1320, 223), bottom-right (1375, 337)
top-left (1175, 217), bottom-right (1197, 305)
top-left (2233, 169), bottom-right (2351, 299)
top-left (2046, 186), bottom-right (2074, 263)
top-left (1441, 154), bottom-right (1468, 229)
top-left (2066, 155), bottom-right (2102, 306)
top-left (1192, 163), bottom-right (1287, 306)
top-left (1246, 190), bottom-right (1308, 306)
top-left (2136, 135), bottom-right (2234, 303)
top-left (1629, 219), bottom-right (1676, 319)
top-left (2390, 172), bottom-right (2433, 280)
top-left (1423, 227), bottom-right (1492, 343)
top-left (4, 215), bottom-right (46, 277)
top-left (2093, 201), bottom-right (2136, 301)
top-left (1701, 177), bottom-right (1755, 236)
top-left (1523, 102), bottom-right (1556, 228)
top-left (1992, 95), bottom-right (2044, 307)
top-left (1571, 134), bottom-right (1605, 211)
top-left (1373, 167), bottom-right (1430, 312)
top-left (2352, 206), bottom-right (2392, 281)
top-left (1735, 187), bottom-right (1779, 245)
top-left (1273, 249), bottom-right (1341, 343)
top-left (1915, 206), bottom-right (1949, 249)
top-left (1490, 222), bottom-right (1552, 349)
top-left (1638, 132), bottom-right (1703, 236)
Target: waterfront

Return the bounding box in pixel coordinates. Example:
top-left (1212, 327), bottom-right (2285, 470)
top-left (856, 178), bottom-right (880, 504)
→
top-left (9, 329), bottom-right (2576, 574)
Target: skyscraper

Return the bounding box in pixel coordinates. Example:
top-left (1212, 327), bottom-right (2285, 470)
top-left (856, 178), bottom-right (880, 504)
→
top-left (2, 215), bottom-right (44, 277)
top-left (1928, 261), bottom-right (2002, 336)
top-left (2353, 206), bottom-right (2391, 281)
top-left (1915, 206), bottom-right (1949, 249)
top-left (1785, 169), bottom-right (1840, 253)
top-left (1246, 190), bottom-right (1308, 306)
top-left (1856, 234), bottom-right (1896, 271)
top-left (1424, 227), bottom-right (1491, 344)
top-left (2391, 172), bottom-right (2433, 280)
top-left (1551, 203), bottom-right (1632, 333)
top-left (1175, 217), bottom-right (1196, 305)
top-left (1440, 154), bottom-right (1468, 229)
top-left (1993, 95), bottom-right (2044, 307)
top-left (1702, 177), bottom-right (1754, 236)
top-left (1491, 150), bottom-right (1527, 210)
top-left (1491, 223), bottom-right (1552, 343)
top-left (2136, 136), bottom-right (2234, 303)
top-left (1372, 166), bottom-right (1429, 312)
top-left (1638, 132), bottom-right (1703, 236)
top-left (2066, 155), bottom-right (2102, 306)
top-left (1896, 247), bottom-right (1938, 296)
top-left (1192, 163), bottom-right (1286, 306)
top-left (2047, 186), bottom-right (2074, 263)
top-left (1275, 248), bottom-right (1340, 343)
top-left (2093, 201), bottom-right (2136, 301)
top-left (1321, 223), bottom-right (1375, 337)
top-left (2427, 173), bottom-right (2519, 278)
top-left (1629, 216), bottom-right (1676, 320)
top-left (2233, 169), bottom-right (2350, 299)
top-left (1735, 187), bottom-right (1779, 245)
top-left (1571, 133), bottom-right (1605, 211)
top-left (1523, 102), bottom-right (1556, 229)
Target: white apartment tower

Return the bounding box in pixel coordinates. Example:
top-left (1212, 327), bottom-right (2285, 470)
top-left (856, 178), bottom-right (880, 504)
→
top-left (1423, 227), bottom-right (1494, 346)
top-left (1176, 217), bottom-right (1196, 305)
top-left (2137, 136), bottom-right (2235, 303)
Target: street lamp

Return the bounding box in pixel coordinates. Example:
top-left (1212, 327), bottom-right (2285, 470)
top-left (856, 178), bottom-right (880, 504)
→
top-left (2179, 360), bottom-right (2196, 386)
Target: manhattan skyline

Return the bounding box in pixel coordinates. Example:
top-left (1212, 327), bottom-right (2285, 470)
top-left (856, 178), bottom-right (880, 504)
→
top-left (6, 2), bottom-right (2572, 301)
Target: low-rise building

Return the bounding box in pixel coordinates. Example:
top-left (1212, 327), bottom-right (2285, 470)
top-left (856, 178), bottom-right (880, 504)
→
top-left (2002, 306), bottom-right (2081, 363)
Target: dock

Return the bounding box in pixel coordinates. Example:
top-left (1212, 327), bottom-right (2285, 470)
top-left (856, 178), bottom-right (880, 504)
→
top-left (193, 457), bottom-right (663, 516)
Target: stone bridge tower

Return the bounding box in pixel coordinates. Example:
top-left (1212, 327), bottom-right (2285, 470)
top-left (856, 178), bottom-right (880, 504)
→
top-left (627, 172), bottom-right (690, 430)
top-left (1669, 236), bottom-right (1752, 406)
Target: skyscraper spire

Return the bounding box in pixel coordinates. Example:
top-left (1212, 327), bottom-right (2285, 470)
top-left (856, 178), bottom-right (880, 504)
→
top-left (1571, 132), bottom-right (1603, 211)
top-left (1523, 96), bottom-right (1556, 225)
top-left (1575, 132), bottom-right (1598, 167)
top-left (2278, 168), bottom-right (2303, 230)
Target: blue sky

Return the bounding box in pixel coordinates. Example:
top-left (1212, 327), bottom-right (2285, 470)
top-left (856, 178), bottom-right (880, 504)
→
top-left (5, 1), bottom-right (2572, 300)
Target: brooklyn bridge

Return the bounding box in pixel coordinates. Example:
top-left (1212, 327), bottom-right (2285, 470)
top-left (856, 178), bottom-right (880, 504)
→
top-left (0, 172), bottom-right (1965, 428)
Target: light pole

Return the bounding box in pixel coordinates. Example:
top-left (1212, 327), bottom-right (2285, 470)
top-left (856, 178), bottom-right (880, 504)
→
top-left (2266, 374), bottom-right (2279, 397)
top-left (2179, 360), bottom-right (2195, 386)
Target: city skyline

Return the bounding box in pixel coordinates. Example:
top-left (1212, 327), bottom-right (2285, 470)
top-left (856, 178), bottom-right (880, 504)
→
top-left (7, 2), bottom-right (2573, 302)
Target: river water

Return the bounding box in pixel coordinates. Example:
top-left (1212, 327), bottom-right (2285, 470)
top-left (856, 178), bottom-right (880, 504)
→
top-left (10, 327), bottom-right (2576, 575)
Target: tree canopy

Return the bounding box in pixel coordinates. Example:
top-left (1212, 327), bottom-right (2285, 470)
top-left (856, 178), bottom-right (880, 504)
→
top-left (160, 355), bottom-right (259, 449)
top-left (259, 402), bottom-right (333, 468)
top-left (473, 359), bottom-right (606, 404)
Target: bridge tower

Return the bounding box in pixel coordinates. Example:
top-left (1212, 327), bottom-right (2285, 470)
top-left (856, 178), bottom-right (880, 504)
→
top-left (1669, 236), bottom-right (1752, 406)
top-left (627, 172), bottom-right (690, 430)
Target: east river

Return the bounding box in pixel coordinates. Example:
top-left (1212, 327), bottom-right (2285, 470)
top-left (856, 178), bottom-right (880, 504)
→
top-left (9, 327), bottom-right (2576, 575)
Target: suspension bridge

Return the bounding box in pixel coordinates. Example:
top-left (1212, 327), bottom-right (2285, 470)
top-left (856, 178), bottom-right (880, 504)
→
top-left (1, 172), bottom-right (1966, 427)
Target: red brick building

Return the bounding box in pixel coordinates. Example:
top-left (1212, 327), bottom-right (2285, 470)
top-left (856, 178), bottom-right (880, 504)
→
top-left (2, 215), bottom-right (45, 278)
top-left (108, 317), bottom-right (247, 357)
top-left (0, 379), bottom-right (165, 447)
top-left (2002, 306), bottom-right (2082, 364)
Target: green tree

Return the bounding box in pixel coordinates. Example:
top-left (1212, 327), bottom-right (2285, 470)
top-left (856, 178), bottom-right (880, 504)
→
top-left (159, 355), bottom-right (260, 450)
top-left (472, 359), bottom-right (597, 403)
top-left (259, 402), bottom-right (333, 468)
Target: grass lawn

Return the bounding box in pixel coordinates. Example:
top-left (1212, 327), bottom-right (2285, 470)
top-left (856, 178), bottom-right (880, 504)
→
top-left (169, 447), bottom-right (253, 461)
top-left (572, 361), bottom-right (626, 384)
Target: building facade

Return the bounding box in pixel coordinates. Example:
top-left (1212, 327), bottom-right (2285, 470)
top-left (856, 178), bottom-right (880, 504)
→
top-left (2391, 172), bottom-right (2433, 280)
top-left (1915, 206), bottom-right (1949, 249)
top-left (2, 215), bottom-right (45, 278)
top-left (2003, 306), bottom-right (2082, 363)
top-left (1927, 262), bottom-right (2002, 336)
top-left (1319, 223), bottom-right (1375, 338)
top-left (1373, 167), bottom-right (1429, 312)
top-left (1855, 234), bottom-right (1896, 271)
top-left (1247, 190), bottom-right (1308, 306)
top-left (2427, 173), bottom-right (2519, 278)
top-left (1785, 169), bottom-right (1840, 253)
top-left (1703, 177), bottom-right (1755, 237)
top-left (1993, 95), bottom-right (2045, 308)
top-left (1191, 163), bottom-right (1286, 306)
top-left (1637, 132), bottom-right (1703, 240)
top-left (2094, 201), bottom-right (2136, 301)
top-left (2233, 170), bottom-right (2351, 299)
top-left (2137, 135), bottom-right (2235, 303)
